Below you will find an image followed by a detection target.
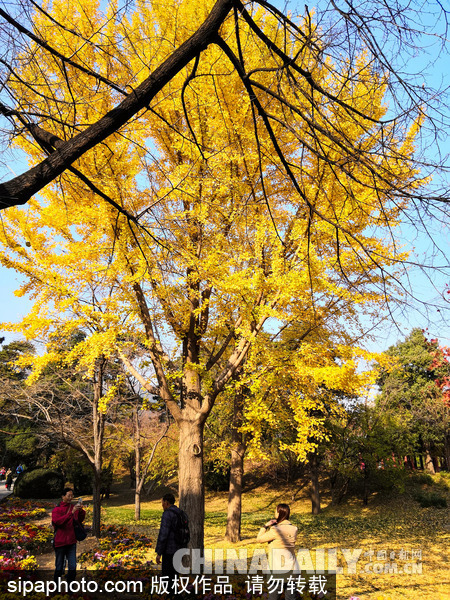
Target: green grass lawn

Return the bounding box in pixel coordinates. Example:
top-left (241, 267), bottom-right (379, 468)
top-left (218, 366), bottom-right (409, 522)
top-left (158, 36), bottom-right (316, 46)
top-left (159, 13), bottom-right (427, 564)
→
top-left (96, 473), bottom-right (450, 600)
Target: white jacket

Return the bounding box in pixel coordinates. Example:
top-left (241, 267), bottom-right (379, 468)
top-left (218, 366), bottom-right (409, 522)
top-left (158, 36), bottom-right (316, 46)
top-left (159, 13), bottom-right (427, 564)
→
top-left (257, 520), bottom-right (298, 571)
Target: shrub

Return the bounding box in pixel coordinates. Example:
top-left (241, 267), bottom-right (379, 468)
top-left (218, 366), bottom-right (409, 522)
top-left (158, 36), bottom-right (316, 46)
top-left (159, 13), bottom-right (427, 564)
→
top-left (413, 490), bottom-right (447, 508)
top-left (434, 472), bottom-right (450, 491)
top-left (371, 465), bottom-right (409, 493)
top-left (13, 468), bottom-right (64, 499)
top-left (407, 472), bottom-right (434, 487)
top-left (47, 449), bottom-right (93, 494)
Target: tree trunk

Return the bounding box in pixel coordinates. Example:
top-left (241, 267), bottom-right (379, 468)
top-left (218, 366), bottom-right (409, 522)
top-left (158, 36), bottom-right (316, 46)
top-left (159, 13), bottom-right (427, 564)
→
top-left (178, 417), bottom-right (205, 551)
top-left (134, 406), bottom-right (142, 521)
top-left (91, 358), bottom-right (105, 538)
top-left (135, 489), bottom-right (141, 521)
top-left (309, 452), bottom-right (321, 514)
top-left (425, 448), bottom-right (435, 474)
top-left (444, 435), bottom-right (450, 471)
top-left (329, 470), bottom-right (338, 506)
top-left (362, 464), bottom-right (370, 506)
top-left (225, 389), bottom-right (246, 542)
top-left (432, 456), bottom-right (439, 473)
top-left (91, 471), bottom-right (102, 538)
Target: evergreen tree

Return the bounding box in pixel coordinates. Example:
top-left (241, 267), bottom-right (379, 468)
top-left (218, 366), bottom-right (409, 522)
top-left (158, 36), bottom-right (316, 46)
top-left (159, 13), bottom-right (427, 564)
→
top-left (376, 328), bottom-right (450, 472)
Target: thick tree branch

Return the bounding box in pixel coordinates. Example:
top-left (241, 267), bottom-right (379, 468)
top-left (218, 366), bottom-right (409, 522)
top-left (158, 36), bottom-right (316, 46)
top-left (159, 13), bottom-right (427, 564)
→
top-left (0, 0), bottom-right (234, 209)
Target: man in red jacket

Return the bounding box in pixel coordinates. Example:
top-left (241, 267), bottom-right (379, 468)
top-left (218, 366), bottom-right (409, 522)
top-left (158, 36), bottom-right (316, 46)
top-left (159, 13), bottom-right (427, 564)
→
top-left (52, 487), bottom-right (85, 583)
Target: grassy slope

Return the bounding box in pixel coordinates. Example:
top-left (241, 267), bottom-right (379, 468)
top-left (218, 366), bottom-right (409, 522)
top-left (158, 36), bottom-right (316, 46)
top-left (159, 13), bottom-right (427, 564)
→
top-left (98, 475), bottom-right (450, 600)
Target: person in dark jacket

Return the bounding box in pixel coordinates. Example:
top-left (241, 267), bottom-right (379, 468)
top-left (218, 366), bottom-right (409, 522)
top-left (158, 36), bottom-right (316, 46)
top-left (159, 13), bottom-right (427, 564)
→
top-left (5, 469), bottom-right (13, 490)
top-left (52, 487), bottom-right (85, 583)
top-left (155, 493), bottom-right (183, 594)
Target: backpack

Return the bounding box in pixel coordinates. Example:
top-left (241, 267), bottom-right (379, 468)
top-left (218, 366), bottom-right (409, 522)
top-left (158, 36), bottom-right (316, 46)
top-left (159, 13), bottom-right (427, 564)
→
top-left (171, 507), bottom-right (190, 547)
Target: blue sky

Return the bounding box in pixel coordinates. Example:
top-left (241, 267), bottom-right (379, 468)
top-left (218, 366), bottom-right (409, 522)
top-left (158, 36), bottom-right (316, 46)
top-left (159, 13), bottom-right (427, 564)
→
top-left (0, 0), bottom-right (449, 352)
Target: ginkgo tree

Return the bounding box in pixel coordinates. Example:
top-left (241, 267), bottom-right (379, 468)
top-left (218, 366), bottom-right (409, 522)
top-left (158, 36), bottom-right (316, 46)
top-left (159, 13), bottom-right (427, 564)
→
top-left (208, 326), bottom-right (378, 540)
top-left (0, 0), bottom-right (425, 549)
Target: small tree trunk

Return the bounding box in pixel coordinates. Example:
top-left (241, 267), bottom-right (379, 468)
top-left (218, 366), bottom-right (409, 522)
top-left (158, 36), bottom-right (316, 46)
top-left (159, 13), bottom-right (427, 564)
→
top-left (330, 471), bottom-right (337, 506)
top-left (91, 472), bottom-right (102, 538)
top-left (444, 435), bottom-right (450, 471)
top-left (432, 456), bottom-right (439, 473)
top-left (135, 489), bottom-right (141, 521)
top-left (362, 464), bottom-right (370, 506)
top-left (135, 476), bottom-right (147, 521)
top-left (91, 358), bottom-right (105, 538)
top-left (134, 406), bottom-right (142, 521)
top-left (178, 416), bottom-right (205, 551)
top-left (425, 449), bottom-right (435, 474)
top-left (309, 452), bottom-right (320, 514)
top-left (225, 389), bottom-right (246, 542)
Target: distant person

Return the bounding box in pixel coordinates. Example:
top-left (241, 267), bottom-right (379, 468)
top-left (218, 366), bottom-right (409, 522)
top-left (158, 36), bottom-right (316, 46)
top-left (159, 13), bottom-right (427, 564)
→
top-left (155, 493), bottom-right (189, 596)
top-left (0, 467), bottom-right (6, 481)
top-left (5, 469), bottom-right (13, 490)
top-left (16, 464), bottom-right (24, 475)
top-left (52, 488), bottom-right (85, 583)
top-left (257, 503), bottom-right (298, 600)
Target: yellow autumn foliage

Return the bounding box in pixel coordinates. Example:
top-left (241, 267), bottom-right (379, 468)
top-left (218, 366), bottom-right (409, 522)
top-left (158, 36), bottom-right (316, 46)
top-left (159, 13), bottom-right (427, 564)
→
top-left (0, 0), bottom-right (424, 458)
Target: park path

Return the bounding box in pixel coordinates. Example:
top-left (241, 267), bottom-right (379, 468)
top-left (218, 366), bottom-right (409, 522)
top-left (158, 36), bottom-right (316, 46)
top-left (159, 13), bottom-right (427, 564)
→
top-left (37, 536), bottom-right (99, 569)
top-left (0, 479), bottom-right (14, 501)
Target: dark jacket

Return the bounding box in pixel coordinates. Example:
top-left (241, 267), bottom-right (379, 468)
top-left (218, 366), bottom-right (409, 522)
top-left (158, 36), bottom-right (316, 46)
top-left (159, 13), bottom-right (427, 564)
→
top-left (155, 505), bottom-right (181, 556)
top-left (52, 502), bottom-right (85, 547)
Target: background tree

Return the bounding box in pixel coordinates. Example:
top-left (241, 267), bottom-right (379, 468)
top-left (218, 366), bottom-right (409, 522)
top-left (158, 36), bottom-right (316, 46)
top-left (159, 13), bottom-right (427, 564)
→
top-left (376, 328), bottom-right (450, 472)
top-left (239, 328), bottom-right (377, 513)
top-left (0, 333), bottom-right (123, 537)
top-left (0, 339), bottom-right (44, 468)
top-left (106, 382), bottom-right (174, 520)
top-left (323, 401), bottom-right (417, 505)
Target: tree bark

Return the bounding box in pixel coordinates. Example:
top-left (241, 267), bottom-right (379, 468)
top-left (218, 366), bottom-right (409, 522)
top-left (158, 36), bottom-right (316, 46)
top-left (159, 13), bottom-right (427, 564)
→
top-left (225, 389), bottom-right (246, 542)
top-left (178, 417), bottom-right (205, 552)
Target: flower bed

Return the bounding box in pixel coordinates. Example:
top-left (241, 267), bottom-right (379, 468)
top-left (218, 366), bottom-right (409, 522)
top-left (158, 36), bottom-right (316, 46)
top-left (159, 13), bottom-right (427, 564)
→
top-left (0, 498), bottom-right (53, 571)
top-left (0, 521), bottom-right (53, 553)
top-left (0, 548), bottom-right (38, 570)
top-left (78, 525), bottom-right (152, 569)
top-left (0, 498), bottom-right (52, 522)
top-left (0, 507), bottom-right (47, 521)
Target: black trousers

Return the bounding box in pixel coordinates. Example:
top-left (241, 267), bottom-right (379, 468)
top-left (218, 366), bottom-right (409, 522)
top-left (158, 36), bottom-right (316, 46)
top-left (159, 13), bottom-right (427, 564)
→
top-left (161, 553), bottom-right (180, 598)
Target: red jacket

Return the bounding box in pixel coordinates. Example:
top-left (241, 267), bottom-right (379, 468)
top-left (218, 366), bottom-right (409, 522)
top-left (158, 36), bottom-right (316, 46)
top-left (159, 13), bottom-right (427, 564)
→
top-left (52, 501), bottom-right (85, 547)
